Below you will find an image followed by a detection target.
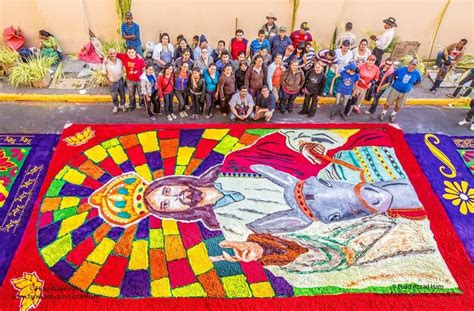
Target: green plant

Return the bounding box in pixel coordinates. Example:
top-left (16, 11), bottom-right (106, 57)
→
top-left (89, 70), bottom-right (109, 87)
top-left (290, 0), bottom-right (300, 31)
top-left (457, 55), bottom-right (474, 68)
top-left (330, 27), bottom-right (338, 50)
top-left (116, 0), bottom-right (132, 34)
top-left (102, 39), bottom-right (126, 56)
top-left (8, 56), bottom-right (55, 87)
top-left (385, 35), bottom-right (399, 54)
top-left (429, 0), bottom-right (451, 60)
top-left (0, 46), bottom-right (19, 66)
top-left (399, 53), bottom-right (426, 75)
top-left (52, 62), bottom-right (64, 85)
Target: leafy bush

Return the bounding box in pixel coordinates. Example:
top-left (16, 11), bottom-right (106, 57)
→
top-left (88, 70), bottom-right (109, 87)
top-left (0, 46), bottom-right (19, 65)
top-left (8, 56), bottom-right (55, 87)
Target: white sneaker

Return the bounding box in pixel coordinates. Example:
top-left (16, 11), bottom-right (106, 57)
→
top-left (458, 120), bottom-right (468, 126)
top-left (432, 65), bottom-right (439, 70)
top-left (167, 115), bottom-right (173, 121)
top-left (182, 111), bottom-right (188, 117)
top-left (112, 107), bottom-right (118, 114)
top-left (171, 113), bottom-right (177, 119)
top-left (470, 124), bottom-right (474, 131)
top-left (150, 116), bottom-right (157, 121)
top-left (179, 111), bottom-right (185, 118)
top-left (120, 105), bottom-right (127, 112)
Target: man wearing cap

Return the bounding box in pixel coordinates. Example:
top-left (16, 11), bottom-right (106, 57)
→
top-left (290, 22), bottom-right (313, 48)
top-left (370, 17), bottom-right (397, 66)
top-left (121, 12), bottom-right (143, 56)
top-left (336, 22), bottom-right (357, 49)
top-left (270, 26), bottom-right (292, 58)
top-left (378, 59), bottom-right (421, 123)
top-left (261, 13), bottom-right (279, 40)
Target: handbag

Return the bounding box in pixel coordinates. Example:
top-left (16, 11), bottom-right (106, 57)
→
top-left (365, 81), bottom-right (377, 101)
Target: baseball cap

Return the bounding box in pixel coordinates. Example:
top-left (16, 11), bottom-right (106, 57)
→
top-left (279, 26), bottom-right (287, 32)
top-left (300, 22), bottom-right (310, 30)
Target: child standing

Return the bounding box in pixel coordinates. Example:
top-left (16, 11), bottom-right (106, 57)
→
top-left (430, 60), bottom-right (452, 93)
top-left (330, 63), bottom-right (359, 120)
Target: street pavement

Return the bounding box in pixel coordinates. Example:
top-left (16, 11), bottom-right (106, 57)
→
top-left (0, 101), bottom-right (472, 136)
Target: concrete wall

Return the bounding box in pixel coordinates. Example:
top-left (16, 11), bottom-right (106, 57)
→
top-left (1, 0), bottom-right (472, 57)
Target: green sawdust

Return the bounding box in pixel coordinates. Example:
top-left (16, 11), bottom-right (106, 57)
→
top-left (294, 284), bottom-right (462, 296)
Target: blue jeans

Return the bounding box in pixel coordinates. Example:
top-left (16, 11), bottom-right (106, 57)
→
top-left (125, 79), bottom-right (143, 109)
top-left (435, 51), bottom-right (447, 67)
top-left (280, 90), bottom-right (298, 112)
top-left (162, 93), bottom-right (174, 115)
top-left (109, 78), bottom-right (125, 107)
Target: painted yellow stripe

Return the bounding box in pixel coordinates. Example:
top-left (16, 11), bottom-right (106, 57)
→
top-left (0, 93), bottom-right (469, 106)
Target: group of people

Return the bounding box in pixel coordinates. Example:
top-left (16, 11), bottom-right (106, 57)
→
top-left (101, 11), bottom-right (470, 125)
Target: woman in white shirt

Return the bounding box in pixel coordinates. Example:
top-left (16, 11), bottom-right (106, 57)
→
top-left (352, 39), bottom-right (372, 65)
top-left (152, 33), bottom-right (174, 71)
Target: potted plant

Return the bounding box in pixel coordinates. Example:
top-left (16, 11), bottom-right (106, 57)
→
top-left (0, 46), bottom-right (19, 74)
top-left (8, 56), bottom-right (55, 88)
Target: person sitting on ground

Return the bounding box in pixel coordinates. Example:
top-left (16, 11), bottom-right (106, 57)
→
top-left (216, 50), bottom-right (234, 74)
top-left (365, 58), bottom-right (395, 115)
top-left (330, 63), bottom-right (359, 120)
top-left (261, 12), bottom-right (279, 39)
top-left (235, 60), bottom-right (249, 91)
top-left (189, 67), bottom-right (206, 119)
top-left (217, 64), bottom-right (236, 116)
top-left (267, 54), bottom-right (285, 103)
top-left (430, 60), bottom-right (453, 93)
top-left (157, 64), bottom-right (176, 121)
top-left (434, 39), bottom-right (468, 69)
top-left (228, 86), bottom-right (255, 121)
top-left (229, 29), bottom-right (249, 60)
top-left (103, 48), bottom-right (126, 114)
top-left (352, 39), bottom-right (372, 65)
top-left (117, 46), bottom-right (146, 111)
top-left (174, 38), bottom-right (193, 61)
top-left (174, 62), bottom-right (191, 118)
top-left (349, 54), bottom-right (380, 115)
top-left (254, 86), bottom-right (276, 122)
top-left (203, 63), bottom-right (220, 118)
top-left (245, 55), bottom-right (267, 98)
top-left (211, 40), bottom-right (226, 62)
top-left (282, 45), bottom-right (295, 68)
top-left (174, 48), bottom-right (194, 71)
top-left (39, 30), bottom-right (62, 60)
top-left (300, 61), bottom-right (326, 118)
top-left (447, 68), bottom-right (474, 98)
top-left (140, 64), bottom-right (159, 120)
top-left (251, 47), bottom-right (272, 67)
top-left (379, 59), bottom-right (422, 123)
top-left (152, 33), bottom-right (174, 72)
top-left (121, 12), bottom-right (142, 56)
top-left (193, 47), bottom-right (214, 73)
top-left (336, 22), bottom-right (356, 49)
top-left (370, 17), bottom-right (397, 66)
top-left (248, 30), bottom-right (271, 58)
top-left (194, 35), bottom-right (210, 60)
top-left (191, 35), bottom-right (200, 50)
top-left (458, 99), bottom-right (474, 131)
top-left (280, 59), bottom-right (305, 114)
top-left (290, 22), bottom-right (313, 48)
top-left (335, 40), bottom-right (353, 73)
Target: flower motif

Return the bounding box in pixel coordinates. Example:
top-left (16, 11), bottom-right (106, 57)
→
top-left (63, 127), bottom-right (95, 146)
top-left (442, 180), bottom-right (474, 215)
top-left (0, 149), bottom-right (16, 172)
top-left (10, 272), bottom-right (44, 311)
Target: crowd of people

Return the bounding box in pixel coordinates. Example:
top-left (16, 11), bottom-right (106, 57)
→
top-left (100, 12), bottom-right (472, 126)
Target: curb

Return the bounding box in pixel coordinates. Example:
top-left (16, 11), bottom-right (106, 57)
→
top-left (0, 93), bottom-right (470, 107)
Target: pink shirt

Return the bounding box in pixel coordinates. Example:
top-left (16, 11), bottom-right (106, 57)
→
top-left (357, 64), bottom-right (380, 90)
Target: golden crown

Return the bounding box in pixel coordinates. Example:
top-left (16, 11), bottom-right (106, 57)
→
top-left (89, 173), bottom-right (150, 227)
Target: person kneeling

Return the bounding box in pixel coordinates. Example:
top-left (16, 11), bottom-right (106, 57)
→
top-left (254, 86), bottom-right (276, 122)
top-left (228, 86), bottom-right (255, 121)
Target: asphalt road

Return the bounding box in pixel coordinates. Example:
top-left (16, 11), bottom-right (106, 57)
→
top-left (0, 101), bottom-right (472, 136)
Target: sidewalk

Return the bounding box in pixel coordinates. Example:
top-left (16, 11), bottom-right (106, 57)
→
top-left (0, 71), bottom-right (470, 107)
